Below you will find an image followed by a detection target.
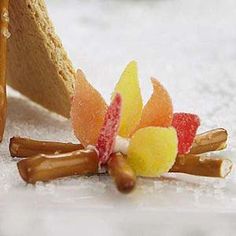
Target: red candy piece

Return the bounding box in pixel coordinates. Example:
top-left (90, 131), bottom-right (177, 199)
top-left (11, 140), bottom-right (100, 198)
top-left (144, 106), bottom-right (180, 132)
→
top-left (172, 113), bottom-right (200, 154)
top-left (96, 93), bottom-right (122, 165)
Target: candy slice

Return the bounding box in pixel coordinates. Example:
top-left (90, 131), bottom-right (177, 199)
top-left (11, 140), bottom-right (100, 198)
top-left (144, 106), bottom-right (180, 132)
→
top-left (127, 127), bottom-right (178, 177)
top-left (172, 113), bottom-right (200, 154)
top-left (113, 61), bottom-right (143, 137)
top-left (71, 70), bottom-right (107, 147)
top-left (136, 78), bottom-right (173, 131)
top-left (96, 93), bottom-right (122, 165)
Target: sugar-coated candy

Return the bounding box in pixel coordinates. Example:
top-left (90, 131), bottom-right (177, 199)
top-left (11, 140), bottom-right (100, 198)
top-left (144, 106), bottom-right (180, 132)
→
top-left (71, 70), bottom-right (107, 147)
top-left (113, 61), bottom-right (143, 137)
top-left (96, 93), bottom-right (122, 165)
top-left (135, 78), bottom-right (173, 132)
top-left (172, 113), bottom-right (200, 154)
top-left (127, 127), bottom-right (178, 177)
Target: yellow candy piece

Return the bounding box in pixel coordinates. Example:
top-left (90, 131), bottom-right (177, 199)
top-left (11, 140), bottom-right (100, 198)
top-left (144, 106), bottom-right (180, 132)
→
top-left (113, 61), bottom-right (143, 137)
top-left (127, 127), bottom-right (178, 177)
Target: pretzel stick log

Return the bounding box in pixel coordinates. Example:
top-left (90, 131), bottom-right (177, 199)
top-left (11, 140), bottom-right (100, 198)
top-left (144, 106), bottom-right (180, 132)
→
top-left (190, 128), bottom-right (228, 154)
top-left (170, 154), bottom-right (232, 178)
top-left (10, 137), bottom-right (83, 157)
top-left (17, 149), bottom-right (99, 184)
top-left (0, 0), bottom-right (9, 142)
top-left (10, 128), bottom-right (228, 158)
top-left (108, 153), bottom-right (136, 193)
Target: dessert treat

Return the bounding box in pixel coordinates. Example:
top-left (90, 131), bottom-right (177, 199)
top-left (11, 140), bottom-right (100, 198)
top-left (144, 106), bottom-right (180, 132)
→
top-left (7, 0), bottom-right (76, 117)
top-left (0, 0), bottom-right (9, 142)
top-left (171, 154), bottom-right (232, 178)
top-left (71, 70), bottom-right (107, 147)
top-left (96, 93), bottom-right (122, 165)
top-left (10, 136), bottom-right (83, 157)
top-left (172, 113), bottom-right (200, 154)
top-left (113, 61), bottom-right (143, 137)
top-left (14, 130), bottom-right (232, 181)
top-left (190, 128), bottom-right (228, 154)
top-left (11, 61), bottom-right (233, 194)
top-left (136, 78), bottom-right (173, 131)
top-left (127, 127), bottom-right (178, 177)
top-left (17, 149), bottom-right (99, 184)
top-left (108, 153), bottom-right (136, 194)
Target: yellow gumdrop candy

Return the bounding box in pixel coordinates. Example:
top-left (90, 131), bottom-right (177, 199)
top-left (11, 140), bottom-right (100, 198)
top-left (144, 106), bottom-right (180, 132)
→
top-left (127, 127), bottom-right (178, 177)
top-left (113, 61), bottom-right (143, 137)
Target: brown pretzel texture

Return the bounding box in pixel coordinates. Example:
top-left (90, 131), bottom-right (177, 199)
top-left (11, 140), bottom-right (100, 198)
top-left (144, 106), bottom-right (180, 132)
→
top-left (0, 0), bottom-right (9, 142)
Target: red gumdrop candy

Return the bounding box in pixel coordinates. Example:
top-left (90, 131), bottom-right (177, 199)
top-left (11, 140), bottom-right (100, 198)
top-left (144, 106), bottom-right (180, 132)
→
top-left (96, 93), bottom-right (122, 165)
top-left (172, 113), bottom-right (200, 154)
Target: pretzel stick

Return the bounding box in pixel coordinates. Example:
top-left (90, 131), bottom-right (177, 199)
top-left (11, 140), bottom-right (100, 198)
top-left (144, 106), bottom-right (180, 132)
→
top-left (17, 149), bottom-right (99, 184)
top-left (17, 151), bottom-right (232, 184)
top-left (11, 128), bottom-right (228, 158)
top-left (10, 137), bottom-right (83, 157)
top-left (108, 153), bottom-right (136, 193)
top-left (190, 128), bottom-right (227, 154)
top-left (14, 128), bottom-right (231, 182)
top-left (170, 154), bottom-right (232, 178)
top-left (0, 0), bottom-right (9, 142)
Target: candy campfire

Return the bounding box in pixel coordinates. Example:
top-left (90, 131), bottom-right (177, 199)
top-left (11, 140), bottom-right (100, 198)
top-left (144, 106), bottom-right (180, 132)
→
top-left (11, 61), bottom-right (232, 194)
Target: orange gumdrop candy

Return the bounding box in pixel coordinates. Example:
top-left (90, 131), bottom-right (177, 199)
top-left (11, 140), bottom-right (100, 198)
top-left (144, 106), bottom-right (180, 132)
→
top-left (136, 78), bottom-right (173, 130)
top-left (70, 70), bottom-right (107, 147)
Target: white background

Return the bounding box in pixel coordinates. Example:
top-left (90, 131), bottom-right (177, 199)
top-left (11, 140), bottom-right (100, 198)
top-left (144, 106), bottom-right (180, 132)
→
top-left (1, 0), bottom-right (236, 235)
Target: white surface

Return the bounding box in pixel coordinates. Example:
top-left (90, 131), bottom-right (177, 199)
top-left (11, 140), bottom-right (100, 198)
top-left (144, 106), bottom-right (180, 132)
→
top-left (1, 0), bottom-right (236, 235)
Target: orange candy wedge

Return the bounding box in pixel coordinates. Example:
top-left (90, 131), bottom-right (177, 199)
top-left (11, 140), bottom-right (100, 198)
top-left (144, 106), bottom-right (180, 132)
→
top-left (135, 78), bottom-right (173, 131)
top-left (70, 70), bottom-right (107, 147)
